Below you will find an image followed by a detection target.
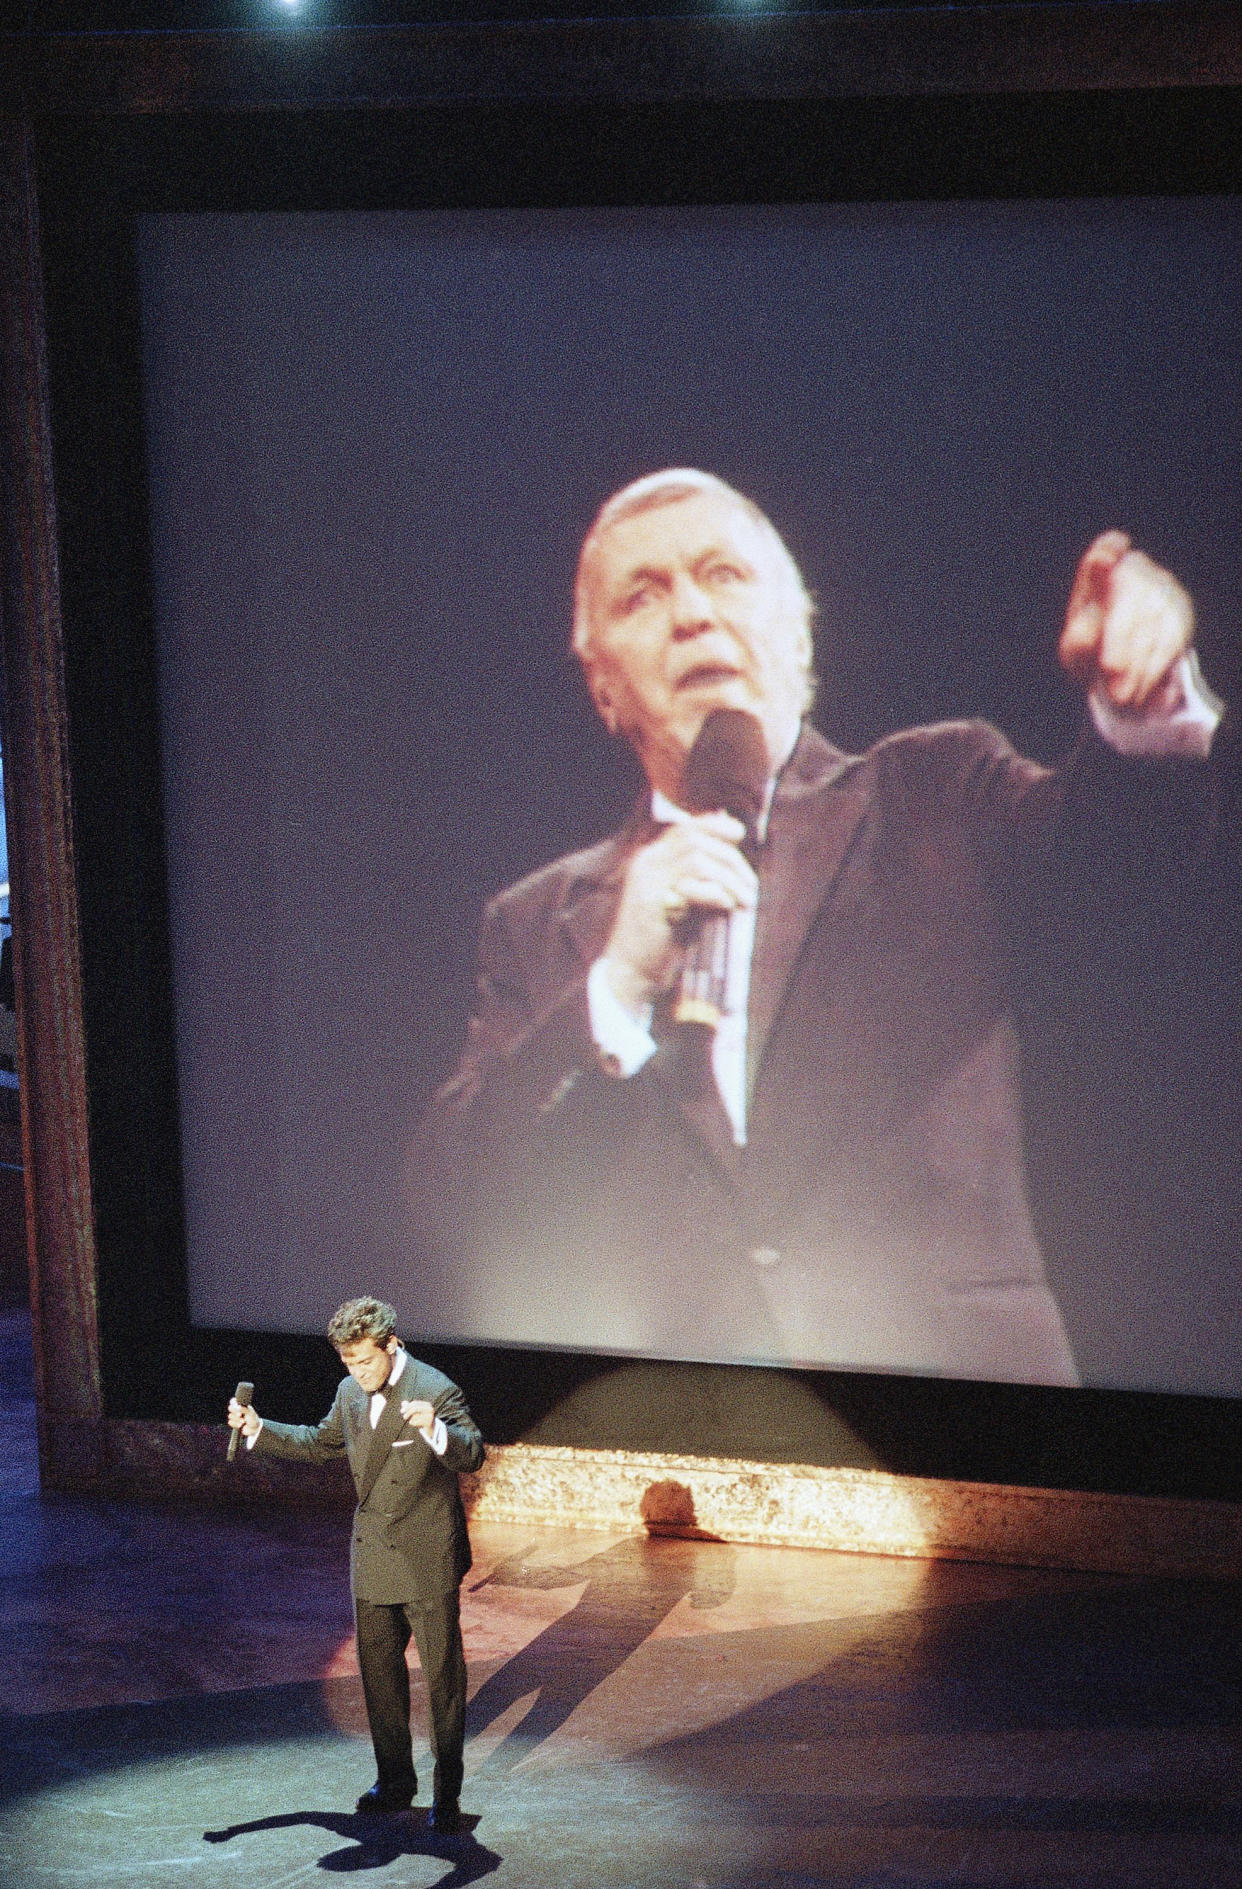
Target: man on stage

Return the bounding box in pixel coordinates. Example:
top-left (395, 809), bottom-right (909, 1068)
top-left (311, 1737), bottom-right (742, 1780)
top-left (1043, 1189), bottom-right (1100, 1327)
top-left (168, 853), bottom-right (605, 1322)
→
top-left (227, 1295), bottom-right (484, 1828)
top-left (407, 468), bottom-right (1224, 1386)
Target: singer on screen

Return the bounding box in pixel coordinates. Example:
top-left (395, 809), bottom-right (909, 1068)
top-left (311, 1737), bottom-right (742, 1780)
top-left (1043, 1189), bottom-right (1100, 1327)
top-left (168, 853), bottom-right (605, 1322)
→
top-left (404, 468), bottom-right (1225, 1385)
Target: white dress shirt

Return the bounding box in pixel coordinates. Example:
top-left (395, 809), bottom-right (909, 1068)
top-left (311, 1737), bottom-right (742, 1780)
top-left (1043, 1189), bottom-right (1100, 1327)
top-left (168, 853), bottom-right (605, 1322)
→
top-left (248, 1342), bottom-right (448, 1454)
top-left (587, 656), bottom-right (1222, 1146)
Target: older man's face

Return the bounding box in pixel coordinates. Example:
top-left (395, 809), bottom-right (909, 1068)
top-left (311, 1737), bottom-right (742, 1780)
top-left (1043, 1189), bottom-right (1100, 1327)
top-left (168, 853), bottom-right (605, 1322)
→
top-left (580, 491), bottom-right (810, 797)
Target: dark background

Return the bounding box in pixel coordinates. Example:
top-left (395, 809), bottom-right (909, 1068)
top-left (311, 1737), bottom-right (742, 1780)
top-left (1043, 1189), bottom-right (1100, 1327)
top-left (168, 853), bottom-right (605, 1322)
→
top-left (1, 0), bottom-right (1095, 27)
top-left (29, 82), bottom-right (1242, 1496)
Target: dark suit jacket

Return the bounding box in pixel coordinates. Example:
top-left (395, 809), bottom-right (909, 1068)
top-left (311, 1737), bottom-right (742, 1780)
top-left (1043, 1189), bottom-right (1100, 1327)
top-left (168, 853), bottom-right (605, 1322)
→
top-left (408, 718), bottom-right (1213, 1387)
top-left (253, 1357), bottom-right (484, 1603)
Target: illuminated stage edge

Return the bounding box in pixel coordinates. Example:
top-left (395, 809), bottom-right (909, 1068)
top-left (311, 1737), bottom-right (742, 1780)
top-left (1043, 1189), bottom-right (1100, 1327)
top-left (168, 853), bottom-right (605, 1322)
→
top-left (72, 1422), bottom-right (1242, 1581)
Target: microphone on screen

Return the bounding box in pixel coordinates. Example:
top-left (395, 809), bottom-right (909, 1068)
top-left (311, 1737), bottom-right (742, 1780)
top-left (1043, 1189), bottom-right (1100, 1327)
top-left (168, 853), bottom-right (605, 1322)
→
top-left (226, 1380), bottom-right (255, 1462)
top-left (672, 708), bottom-right (769, 1031)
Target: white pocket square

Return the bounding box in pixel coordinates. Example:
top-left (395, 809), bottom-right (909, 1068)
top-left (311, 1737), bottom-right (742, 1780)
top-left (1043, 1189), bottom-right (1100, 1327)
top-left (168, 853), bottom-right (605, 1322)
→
top-left (392, 1438), bottom-right (416, 1447)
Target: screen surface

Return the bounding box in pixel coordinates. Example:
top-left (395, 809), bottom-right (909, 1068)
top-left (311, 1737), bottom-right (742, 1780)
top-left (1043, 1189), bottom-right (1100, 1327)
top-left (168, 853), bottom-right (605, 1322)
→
top-left (139, 199), bottom-right (1241, 1394)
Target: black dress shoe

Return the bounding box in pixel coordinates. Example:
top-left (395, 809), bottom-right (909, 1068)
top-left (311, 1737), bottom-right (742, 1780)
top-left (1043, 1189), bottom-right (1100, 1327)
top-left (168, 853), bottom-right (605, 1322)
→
top-left (355, 1783), bottom-right (414, 1815)
top-left (428, 1797), bottom-right (462, 1834)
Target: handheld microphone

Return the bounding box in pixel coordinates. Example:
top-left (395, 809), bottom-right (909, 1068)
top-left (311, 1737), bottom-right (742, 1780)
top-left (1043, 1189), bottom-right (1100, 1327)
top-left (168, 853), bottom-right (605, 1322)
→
top-left (673, 708), bottom-right (768, 1030)
top-left (226, 1380), bottom-right (254, 1462)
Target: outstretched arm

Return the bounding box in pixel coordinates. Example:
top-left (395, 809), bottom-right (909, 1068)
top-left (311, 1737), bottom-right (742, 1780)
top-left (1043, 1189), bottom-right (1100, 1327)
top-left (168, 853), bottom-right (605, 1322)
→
top-left (1058, 530), bottom-right (1220, 755)
top-left (230, 1382), bottom-right (349, 1462)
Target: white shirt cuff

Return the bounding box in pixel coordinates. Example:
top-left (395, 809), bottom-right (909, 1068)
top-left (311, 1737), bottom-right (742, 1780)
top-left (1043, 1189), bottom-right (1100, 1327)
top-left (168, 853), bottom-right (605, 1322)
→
top-left (423, 1415), bottom-right (448, 1456)
top-left (244, 1419), bottom-right (262, 1449)
top-left (1089, 651), bottom-right (1223, 760)
top-left (586, 957), bottom-right (658, 1078)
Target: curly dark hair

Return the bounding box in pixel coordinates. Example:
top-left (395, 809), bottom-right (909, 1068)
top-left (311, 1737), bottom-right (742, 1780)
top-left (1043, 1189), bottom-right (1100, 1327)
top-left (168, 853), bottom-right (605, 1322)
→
top-left (327, 1296), bottom-right (398, 1352)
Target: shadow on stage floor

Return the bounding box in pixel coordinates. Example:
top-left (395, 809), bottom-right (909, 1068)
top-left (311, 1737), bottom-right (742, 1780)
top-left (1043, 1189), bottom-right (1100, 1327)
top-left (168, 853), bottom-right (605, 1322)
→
top-left (0, 1312), bottom-right (1241, 1886)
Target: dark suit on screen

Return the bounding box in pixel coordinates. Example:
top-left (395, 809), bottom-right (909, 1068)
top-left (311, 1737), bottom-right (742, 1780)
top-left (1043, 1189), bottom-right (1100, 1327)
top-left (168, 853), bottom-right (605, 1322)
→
top-left (409, 716), bottom-right (1213, 1386)
top-left (253, 1358), bottom-right (484, 1804)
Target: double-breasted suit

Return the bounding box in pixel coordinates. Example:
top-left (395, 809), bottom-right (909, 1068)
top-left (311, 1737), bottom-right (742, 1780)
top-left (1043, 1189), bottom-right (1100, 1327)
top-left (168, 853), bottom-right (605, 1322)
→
top-left (408, 717), bottom-right (1209, 1387)
top-left (254, 1356), bottom-right (484, 1804)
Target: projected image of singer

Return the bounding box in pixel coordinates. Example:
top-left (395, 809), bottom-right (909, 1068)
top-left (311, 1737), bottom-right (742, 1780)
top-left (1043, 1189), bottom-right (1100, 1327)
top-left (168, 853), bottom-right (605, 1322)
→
top-left (406, 469), bottom-right (1223, 1385)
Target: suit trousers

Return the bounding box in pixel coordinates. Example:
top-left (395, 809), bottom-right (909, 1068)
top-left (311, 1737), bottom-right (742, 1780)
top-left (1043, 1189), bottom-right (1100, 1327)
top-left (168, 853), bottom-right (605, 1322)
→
top-left (354, 1592), bottom-right (467, 1804)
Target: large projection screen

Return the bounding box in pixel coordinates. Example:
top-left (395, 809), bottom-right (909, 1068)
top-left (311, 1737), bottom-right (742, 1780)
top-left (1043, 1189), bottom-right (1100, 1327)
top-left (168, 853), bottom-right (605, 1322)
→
top-left (138, 199), bottom-right (1241, 1397)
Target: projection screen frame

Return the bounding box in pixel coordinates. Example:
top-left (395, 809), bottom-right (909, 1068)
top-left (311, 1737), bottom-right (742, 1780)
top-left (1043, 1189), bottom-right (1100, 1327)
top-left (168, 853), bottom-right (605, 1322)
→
top-left (3, 9), bottom-right (1242, 1543)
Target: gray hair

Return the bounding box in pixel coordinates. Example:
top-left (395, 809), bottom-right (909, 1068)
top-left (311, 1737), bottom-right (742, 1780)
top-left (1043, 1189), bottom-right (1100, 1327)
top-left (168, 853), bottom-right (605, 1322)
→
top-left (571, 469), bottom-right (816, 713)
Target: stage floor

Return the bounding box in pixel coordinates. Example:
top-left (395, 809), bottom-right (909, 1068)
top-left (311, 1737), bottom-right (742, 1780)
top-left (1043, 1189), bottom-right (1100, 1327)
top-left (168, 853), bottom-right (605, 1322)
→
top-left (1, 1314), bottom-right (1240, 1887)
